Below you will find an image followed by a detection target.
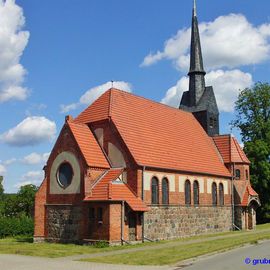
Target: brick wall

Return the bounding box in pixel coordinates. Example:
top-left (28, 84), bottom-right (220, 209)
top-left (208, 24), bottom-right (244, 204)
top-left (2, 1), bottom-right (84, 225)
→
top-left (87, 202), bottom-right (110, 240)
top-left (34, 177), bottom-right (47, 240)
top-left (143, 171), bottom-right (232, 206)
top-left (144, 205), bottom-right (232, 240)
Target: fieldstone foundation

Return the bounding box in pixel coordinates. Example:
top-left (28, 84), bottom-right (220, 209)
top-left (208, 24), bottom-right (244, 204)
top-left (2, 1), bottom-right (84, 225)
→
top-left (46, 205), bottom-right (82, 242)
top-left (144, 206), bottom-right (232, 240)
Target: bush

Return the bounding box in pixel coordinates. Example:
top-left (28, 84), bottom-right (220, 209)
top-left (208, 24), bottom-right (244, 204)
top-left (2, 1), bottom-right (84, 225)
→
top-left (94, 240), bottom-right (109, 248)
top-left (0, 215), bottom-right (34, 238)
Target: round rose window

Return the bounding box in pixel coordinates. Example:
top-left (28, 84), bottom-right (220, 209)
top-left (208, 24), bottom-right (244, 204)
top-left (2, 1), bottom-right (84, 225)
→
top-left (57, 162), bottom-right (73, 188)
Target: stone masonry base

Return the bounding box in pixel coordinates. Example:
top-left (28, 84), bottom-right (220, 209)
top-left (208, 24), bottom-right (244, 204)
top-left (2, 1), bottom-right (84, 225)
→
top-left (144, 205), bottom-right (232, 240)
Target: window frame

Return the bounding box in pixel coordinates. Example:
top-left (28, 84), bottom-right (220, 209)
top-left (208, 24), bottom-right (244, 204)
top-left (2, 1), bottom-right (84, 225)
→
top-left (162, 178), bottom-right (169, 205)
top-left (185, 180), bottom-right (191, 206)
top-left (57, 161), bottom-right (74, 189)
top-left (212, 182), bottom-right (217, 206)
top-left (151, 177), bottom-right (159, 205)
top-left (193, 180), bottom-right (199, 206)
top-left (89, 207), bottom-right (95, 220)
top-left (97, 207), bottom-right (103, 223)
top-left (235, 169), bottom-right (241, 180)
top-left (219, 183), bottom-right (224, 206)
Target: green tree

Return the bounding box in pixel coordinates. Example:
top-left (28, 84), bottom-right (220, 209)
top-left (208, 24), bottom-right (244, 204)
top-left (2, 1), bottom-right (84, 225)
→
top-left (2, 184), bottom-right (38, 218)
top-left (17, 184), bottom-right (38, 217)
top-left (0, 176), bottom-right (4, 198)
top-left (0, 176), bottom-right (4, 216)
top-left (232, 82), bottom-right (270, 223)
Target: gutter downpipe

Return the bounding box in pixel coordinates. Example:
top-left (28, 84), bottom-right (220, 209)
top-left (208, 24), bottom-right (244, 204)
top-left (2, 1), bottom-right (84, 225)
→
top-left (142, 166), bottom-right (145, 243)
top-left (121, 200), bottom-right (125, 245)
top-left (231, 162), bottom-right (235, 230)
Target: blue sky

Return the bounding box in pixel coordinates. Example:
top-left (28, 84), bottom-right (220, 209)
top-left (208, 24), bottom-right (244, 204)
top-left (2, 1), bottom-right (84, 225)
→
top-left (0, 0), bottom-right (270, 192)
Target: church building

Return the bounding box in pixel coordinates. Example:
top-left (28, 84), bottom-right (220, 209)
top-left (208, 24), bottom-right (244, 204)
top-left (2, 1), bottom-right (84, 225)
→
top-left (34, 1), bottom-right (260, 244)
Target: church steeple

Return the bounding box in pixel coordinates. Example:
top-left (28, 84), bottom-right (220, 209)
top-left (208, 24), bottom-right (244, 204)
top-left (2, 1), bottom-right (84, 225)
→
top-left (188, 0), bottom-right (206, 106)
top-left (179, 0), bottom-right (220, 136)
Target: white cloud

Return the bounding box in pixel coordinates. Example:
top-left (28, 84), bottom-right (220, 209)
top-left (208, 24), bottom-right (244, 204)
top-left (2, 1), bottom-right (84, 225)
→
top-left (206, 70), bottom-right (253, 112)
top-left (22, 152), bottom-right (50, 165)
top-left (15, 170), bottom-right (43, 188)
top-left (60, 81), bottom-right (132, 113)
top-left (161, 69), bottom-right (253, 112)
top-left (60, 103), bottom-right (80, 114)
top-left (0, 116), bottom-right (57, 146)
top-left (161, 76), bottom-right (189, 108)
top-left (3, 158), bottom-right (16, 165)
top-left (0, 0), bottom-right (29, 102)
top-left (141, 14), bottom-right (270, 71)
top-left (0, 164), bottom-right (6, 175)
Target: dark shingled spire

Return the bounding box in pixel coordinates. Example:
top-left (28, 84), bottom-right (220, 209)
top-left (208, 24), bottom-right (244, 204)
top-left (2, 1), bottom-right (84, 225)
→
top-left (179, 0), bottom-right (219, 136)
top-left (188, 0), bottom-right (206, 106)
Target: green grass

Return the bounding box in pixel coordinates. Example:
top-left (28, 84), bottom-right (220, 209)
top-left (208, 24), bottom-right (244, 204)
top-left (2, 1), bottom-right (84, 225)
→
top-left (82, 225), bottom-right (270, 265)
top-left (0, 237), bottom-right (158, 258)
top-left (0, 223), bottom-right (270, 261)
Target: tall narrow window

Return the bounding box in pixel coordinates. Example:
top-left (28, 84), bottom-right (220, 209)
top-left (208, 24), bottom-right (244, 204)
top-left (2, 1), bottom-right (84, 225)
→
top-left (97, 207), bottom-right (103, 223)
top-left (185, 180), bottom-right (191, 206)
top-left (235, 169), bottom-right (241, 180)
top-left (193, 180), bottom-right (199, 205)
top-left (89, 207), bottom-right (95, 220)
top-left (246, 170), bottom-right (249, 181)
top-left (151, 177), bottom-right (159, 204)
top-left (219, 183), bottom-right (224, 206)
top-left (212, 182), bottom-right (217, 206)
top-left (162, 178), bottom-right (169, 204)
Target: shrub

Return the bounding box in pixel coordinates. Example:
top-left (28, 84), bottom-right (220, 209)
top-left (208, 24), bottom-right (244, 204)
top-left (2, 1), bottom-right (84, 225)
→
top-left (94, 240), bottom-right (109, 248)
top-left (0, 215), bottom-right (34, 238)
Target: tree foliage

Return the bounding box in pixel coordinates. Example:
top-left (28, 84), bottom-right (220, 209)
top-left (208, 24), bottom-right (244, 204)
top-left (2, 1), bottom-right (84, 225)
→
top-left (232, 82), bottom-right (270, 223)
top-left (1, 184), bottom-right (38, 218)
top-left (0, 184), bottom-right (38, 238)
top-left (0, 176), bottom-right (4, 198)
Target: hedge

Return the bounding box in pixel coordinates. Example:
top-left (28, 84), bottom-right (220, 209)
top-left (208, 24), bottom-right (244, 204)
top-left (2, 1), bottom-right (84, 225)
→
top-left (0, 216), bottom-right (34, 238)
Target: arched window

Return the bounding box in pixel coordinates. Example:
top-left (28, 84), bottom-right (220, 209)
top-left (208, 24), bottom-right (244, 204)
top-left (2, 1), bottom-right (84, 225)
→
top-left (151, 177), bottom-right (159, 204)
top-left (193, 180), bottom-right (199, 205)
top-left (219, 183), bottom-right (224, 206)
top-left (212, 182), bottom-right (217, 206)
top-left (185, 180), bottom-right (191, 206)
top-left (235, 169), bottom-right (241, 180)
top-left (162, 178), bottom-right (169, 204)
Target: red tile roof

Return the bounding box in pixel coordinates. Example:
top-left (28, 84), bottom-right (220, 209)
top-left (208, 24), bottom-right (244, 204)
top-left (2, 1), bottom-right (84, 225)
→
top-left (241, 184), bottom-right (259, 206)
top-left (247, 185), bottom-right (258, 196)
top-left (75, 88), bottom-right (231, 178)
top-left (213, 135), bottom-right (250, 164)
top-left (84, 168), bottom-right (149, 212)
top-left (231, 137), bottom-right (250, 163)
top-left (68, 121), bottom-right (110, 168)
top-left (234, 180), bottom-right (259, 206)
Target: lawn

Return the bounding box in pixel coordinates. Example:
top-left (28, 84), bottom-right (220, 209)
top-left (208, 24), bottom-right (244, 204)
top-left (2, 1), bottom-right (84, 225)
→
top-left (82, 223), bottom-right (270, 265)
top-left (0, 223), bottom-right (269, 263)
top-left (0, 237), bottom-right (157, 258)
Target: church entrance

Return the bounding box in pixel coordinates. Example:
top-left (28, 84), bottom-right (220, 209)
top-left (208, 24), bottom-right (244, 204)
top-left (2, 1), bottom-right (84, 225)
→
top-left (128, 212), bottom-right (136, 241)
top-left (247, 205), bottom-right (257, 230)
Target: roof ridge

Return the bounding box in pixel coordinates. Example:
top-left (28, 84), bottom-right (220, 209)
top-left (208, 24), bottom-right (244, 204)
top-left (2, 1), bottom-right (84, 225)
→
top-left (108, 88), bottom-right (113, 118)
top-left (109, 88), bottom-right (193, 117)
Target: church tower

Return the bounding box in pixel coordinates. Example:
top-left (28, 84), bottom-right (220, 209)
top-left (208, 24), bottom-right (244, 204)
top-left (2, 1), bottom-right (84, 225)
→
top-left (179, 0), bottom-right (219, 136)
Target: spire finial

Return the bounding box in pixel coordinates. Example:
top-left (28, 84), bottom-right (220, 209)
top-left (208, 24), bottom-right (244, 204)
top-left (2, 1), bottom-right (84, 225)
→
top-left (193, 0), bottom-right (197, 17)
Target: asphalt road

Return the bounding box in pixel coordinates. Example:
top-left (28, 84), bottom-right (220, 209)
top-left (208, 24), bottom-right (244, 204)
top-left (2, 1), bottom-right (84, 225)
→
top-left (178, 240), bottom-right (270, 270)
top-left (0, 253), bottom-right (171, 270)
top-left (1, 240), bottom-right (270, 270)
